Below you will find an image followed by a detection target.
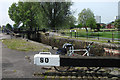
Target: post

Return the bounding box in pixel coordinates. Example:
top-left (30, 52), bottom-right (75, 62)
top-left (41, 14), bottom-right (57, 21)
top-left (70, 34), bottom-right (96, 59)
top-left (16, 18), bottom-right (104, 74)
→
top-left (98, 32), bottom-right (99, 40)
top-left (77, 32), bottom-right (78, 38)
top-left (71, 32), bottom-right (72, 38)
top-left (75, 30), bottom-right (76, 38)
top-left (22, 33), bottom-right (24, 38)
top-left (112, 30), bottom-right (114, 42)
top-left (70, 30), bottom-right (72, 38)
top-left (86, 32), bottom-right (88, 39)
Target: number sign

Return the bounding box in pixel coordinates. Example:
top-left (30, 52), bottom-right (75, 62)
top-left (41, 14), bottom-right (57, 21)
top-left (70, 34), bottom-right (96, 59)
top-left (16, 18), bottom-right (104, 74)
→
top-left (34, 52), bottom-right (60, 66)
top-left (40, 57), bottom-right (49, 63)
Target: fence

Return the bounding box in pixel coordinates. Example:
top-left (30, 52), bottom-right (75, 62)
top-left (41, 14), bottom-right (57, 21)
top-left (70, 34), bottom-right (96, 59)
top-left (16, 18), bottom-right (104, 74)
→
top-left (3, 28), bottom-right (120, 43)
top-left (60, 30), bottom-right (120, 42)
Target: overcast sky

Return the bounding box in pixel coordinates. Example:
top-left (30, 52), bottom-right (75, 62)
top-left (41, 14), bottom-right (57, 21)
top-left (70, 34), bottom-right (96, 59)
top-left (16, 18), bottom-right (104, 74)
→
top-left (0, 0), bottom-right (119, 26)
top-left (71, 2), bottom-right (118, 23)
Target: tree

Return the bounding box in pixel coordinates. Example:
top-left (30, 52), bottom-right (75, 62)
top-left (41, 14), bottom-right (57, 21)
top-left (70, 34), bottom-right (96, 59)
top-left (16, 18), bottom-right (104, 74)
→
top-left (38, 2), bottom-right (73, 30)
top-left (114, 19), bottom-right (120, 29)
top-left (8, 3), bottom-right (18, 22)
top-left (96, 23), bottom-right (101, 31)
top-left (78, 8), bottom-right (96, 32)
top-left (6, 23), bottom-right (12, 30)
top-left (75, 23), bottom-right (83, 28)
top-left (8, 2), bottom-right (39, 30)
top-left (86, 17), bottom-right (96, 30)
top-left (63, 15), bottom-right (76, 29)
top-left (8, 1), bottom-right (73, 30)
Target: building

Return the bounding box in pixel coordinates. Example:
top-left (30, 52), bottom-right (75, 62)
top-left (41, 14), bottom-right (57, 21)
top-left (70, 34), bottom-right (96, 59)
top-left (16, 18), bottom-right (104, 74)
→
top-left (106, 22), bottom-right (115, 29)
top-left (106, 24), bottom-right (115, 29)
top-left (95, 16), bottom-right (101, 23)
top-left (118, 1), bottom-right (120, 19)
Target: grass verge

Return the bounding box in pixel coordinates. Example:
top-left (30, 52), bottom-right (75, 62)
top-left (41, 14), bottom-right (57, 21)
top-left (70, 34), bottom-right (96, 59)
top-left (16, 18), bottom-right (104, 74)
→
top-left (2, 39), bottom-right (49, 52)
top-left (56, 36), bottom-right (120, 44)
top-left (59, 29), bottom-right (120, 39)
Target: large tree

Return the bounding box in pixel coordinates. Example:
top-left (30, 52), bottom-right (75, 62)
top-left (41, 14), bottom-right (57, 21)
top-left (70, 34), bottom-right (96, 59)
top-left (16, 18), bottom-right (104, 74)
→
top-left (8, 1), bottom-right (73, 30)
top-left (78, 8), bottom-right (96, 32)
top-left (39, 2), bottom-right (73, 29)
top-left (8, 2), bottom-right (39, 30)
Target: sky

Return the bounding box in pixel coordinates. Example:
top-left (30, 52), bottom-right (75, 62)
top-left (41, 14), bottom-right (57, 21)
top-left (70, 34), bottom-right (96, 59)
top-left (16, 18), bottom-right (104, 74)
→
top-left (0, 0), bottom-right (119, 26)
top-left (71, 2), bottom-right (118, 23)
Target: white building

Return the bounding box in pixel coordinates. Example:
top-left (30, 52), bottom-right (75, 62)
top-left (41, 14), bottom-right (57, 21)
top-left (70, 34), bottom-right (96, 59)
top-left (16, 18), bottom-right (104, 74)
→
top-left (95, 16), bottom-right (101, 23)
top-left (118, 1), bottom-right (120, 19)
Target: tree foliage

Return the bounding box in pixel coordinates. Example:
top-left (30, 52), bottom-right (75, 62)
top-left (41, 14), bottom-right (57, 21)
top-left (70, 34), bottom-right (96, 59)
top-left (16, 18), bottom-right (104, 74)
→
top-left (8, 2), bottom-right (39, 30)
top-left (78, 8), bottom-right (96, 32)
top-left (8, 1), bottom-right (74, 30)
top-left (38, 2), bottom-right (73, 29)
top-left (96, 23), bottom-right (101, 31)
top-left (63, 15), bottom-right (76, 29)
top-left (6, 23), bottom-right (12, 30)
top-left (114, 19), bottom-right (120, 29)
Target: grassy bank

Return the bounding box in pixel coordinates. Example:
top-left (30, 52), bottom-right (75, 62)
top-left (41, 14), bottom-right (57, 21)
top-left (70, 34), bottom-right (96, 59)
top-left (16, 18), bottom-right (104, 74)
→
top-left (2, 39), bottom-right (49, 52)
top-left (59, 29), bottom-right (120, 39)
top-left (56, 36), bottom-right (119, 44)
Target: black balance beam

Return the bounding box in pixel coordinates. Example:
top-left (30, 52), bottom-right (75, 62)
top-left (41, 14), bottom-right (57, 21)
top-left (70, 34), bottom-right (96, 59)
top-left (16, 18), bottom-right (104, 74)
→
top-left (60, 56), bottom-right (120, 67)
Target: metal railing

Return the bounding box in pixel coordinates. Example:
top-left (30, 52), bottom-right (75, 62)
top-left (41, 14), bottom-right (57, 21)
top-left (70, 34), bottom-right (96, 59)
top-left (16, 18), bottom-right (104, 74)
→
top-left (59, 30), bottom-right (120, 42)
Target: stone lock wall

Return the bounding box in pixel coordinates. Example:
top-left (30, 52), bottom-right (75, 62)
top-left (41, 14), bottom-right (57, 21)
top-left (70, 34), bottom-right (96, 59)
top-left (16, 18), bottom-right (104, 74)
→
top-left (30, 32), bottom-right (120, 56)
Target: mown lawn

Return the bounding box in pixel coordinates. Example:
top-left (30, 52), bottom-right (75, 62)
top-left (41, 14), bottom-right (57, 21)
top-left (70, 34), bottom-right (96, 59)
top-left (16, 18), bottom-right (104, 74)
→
top-left (2, 39), bottom-right (49, 52)
top-left (59, 29), bottom-right (120, 39)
